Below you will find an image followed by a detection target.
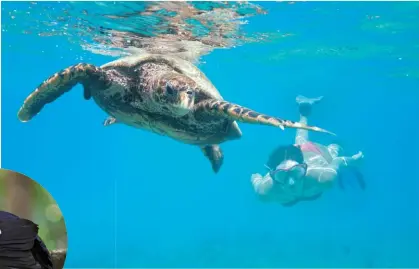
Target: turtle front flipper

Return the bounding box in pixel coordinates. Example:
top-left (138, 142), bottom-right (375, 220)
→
top-left (17, 63), bottom-right (108, 122)
top-left (195, 100), bottom-right (335, 135)
top-left (200, 144), bottom-right (224, 173)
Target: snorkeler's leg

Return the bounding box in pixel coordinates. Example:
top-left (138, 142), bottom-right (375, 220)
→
top-left (295, 115), bottom-right (309, 145)
top-left (295, 95), bottom-right (323, 145)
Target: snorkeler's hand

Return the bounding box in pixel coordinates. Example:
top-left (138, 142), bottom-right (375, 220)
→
top-left (350, 151), bottom-right (364, 169)
top-left (251, 173), bottom-right (263, 185)
top-left (251, 173), bottom-right (274, 196)
top-left (352, 151), bottom-right (364, 160)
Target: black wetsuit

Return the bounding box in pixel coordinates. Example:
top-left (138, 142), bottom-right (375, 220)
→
top-left (0, 211), bottom-right (53, 269)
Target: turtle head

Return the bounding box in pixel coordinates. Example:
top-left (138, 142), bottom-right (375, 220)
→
top-left (158, 73), bottom-right (196, 117)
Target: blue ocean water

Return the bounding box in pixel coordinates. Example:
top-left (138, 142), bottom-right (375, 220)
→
top-left (1, 1), bottom-right (419, 268)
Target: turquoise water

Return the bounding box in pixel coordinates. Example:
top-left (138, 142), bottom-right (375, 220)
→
top-left (2, 1), bottom-right (419, 268)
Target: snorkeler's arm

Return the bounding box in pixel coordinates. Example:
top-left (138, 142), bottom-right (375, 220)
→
top-left (339, 151), bottom-right (364, 168)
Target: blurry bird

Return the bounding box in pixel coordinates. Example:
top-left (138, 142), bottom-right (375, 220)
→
top-left (0, 210), bottom-right (53, 269)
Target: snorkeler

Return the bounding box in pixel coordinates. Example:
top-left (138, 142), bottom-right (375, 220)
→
top-left (0, 210), bottom-right (53, 269)
top-left (251, 95), bottom-right (365, 207)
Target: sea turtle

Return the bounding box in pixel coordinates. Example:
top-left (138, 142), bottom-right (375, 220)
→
top-left (17, 53), bottom-right (334, 173)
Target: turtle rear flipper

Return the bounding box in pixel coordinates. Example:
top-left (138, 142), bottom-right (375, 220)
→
top-left (196, 99), bottom-right (336, 136)
top-left (200, 144), bottom-right (224, 173)
top-left (17, 63), bottom-right (108, 122)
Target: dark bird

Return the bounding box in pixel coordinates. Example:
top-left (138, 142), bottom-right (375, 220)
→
top-left (0, 210), bottom-right (53, 269)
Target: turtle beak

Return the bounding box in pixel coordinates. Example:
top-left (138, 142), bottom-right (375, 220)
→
top-left (170, 88), bottom-right (195, 116)
top-left (178, 89), bottom-right (195, 109)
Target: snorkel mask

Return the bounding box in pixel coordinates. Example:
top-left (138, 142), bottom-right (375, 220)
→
top-left (267, 160), bottom-right (307, 186)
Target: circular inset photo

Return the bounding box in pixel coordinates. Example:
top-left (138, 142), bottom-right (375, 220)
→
top-left (0, 169), bottom-right (68, 269)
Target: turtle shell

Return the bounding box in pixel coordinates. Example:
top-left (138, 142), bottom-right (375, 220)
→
top-left (101, 53), bottom-right (223, 100)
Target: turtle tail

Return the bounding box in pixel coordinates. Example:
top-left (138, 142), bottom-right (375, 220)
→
top-left (17, 63), bottom-right (108, 122)
top-left (195, 99), bottom-right (336, 135)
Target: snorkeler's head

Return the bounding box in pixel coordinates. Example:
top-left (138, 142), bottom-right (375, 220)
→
top-left (266, 145), bottom-right (306, 185)
top-left (328, 144), bottom-right (343, 158)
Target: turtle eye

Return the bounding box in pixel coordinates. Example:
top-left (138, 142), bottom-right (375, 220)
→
top-left (166, 84), bottom-right (175, 95)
